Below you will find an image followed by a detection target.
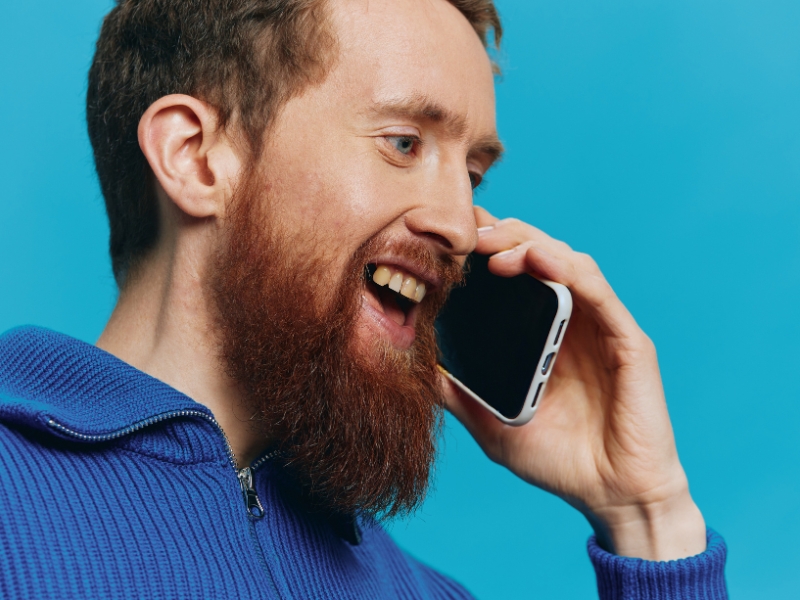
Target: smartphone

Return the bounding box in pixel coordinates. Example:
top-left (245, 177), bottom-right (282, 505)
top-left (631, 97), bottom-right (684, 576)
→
top-left (436, 252), bottom-right (572, 426)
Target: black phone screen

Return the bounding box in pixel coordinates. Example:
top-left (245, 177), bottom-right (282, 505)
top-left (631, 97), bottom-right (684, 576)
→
top-left (435, 253), bottom-right (559, 420)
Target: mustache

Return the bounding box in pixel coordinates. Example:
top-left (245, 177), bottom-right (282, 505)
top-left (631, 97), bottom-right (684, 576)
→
top-left (354, 233), bottom-right (466, 293)
top-left (212, 170), bottom-right (463, 519)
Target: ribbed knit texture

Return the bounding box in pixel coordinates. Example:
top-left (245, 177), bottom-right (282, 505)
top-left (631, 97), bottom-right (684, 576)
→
top-left (0, 326), bottom-right (728, 599)
top-left (588, 530), bottom-right (728, 599)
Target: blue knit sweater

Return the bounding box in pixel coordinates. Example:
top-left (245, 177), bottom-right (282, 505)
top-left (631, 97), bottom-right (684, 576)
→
top-left (0, 326), bottom-right (728, 599)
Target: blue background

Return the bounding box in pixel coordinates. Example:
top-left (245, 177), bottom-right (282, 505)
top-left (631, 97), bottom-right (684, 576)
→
top-left (2, 0), bottom-right (798, 597)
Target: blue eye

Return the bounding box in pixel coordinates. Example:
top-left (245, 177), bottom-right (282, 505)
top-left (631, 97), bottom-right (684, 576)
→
top-left (387, 136), bottom-right (417, 155)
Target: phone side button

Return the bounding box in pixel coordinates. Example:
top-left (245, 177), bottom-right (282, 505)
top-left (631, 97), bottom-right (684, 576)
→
top-left (554, 320), bottom-right (567, 345)
top-left (541, 352), bottom-right (556, 375)
top-left (531, 382), bottom-right (544, 408)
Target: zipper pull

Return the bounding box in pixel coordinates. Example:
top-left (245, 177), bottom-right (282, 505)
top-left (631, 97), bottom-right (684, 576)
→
top-left (237, 467), bottom-right (265, 519)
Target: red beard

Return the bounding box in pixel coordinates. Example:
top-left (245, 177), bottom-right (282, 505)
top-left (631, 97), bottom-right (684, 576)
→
top-left (209, 169), bottom-right (464, 519)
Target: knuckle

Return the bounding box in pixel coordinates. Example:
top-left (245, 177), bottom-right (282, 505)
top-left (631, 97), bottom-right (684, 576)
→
top-left (556, 240), bottom-right (574, 253)
top-left (576, 252), bottom-right (600, 272)
top-left (626, 331), bottom-right (657, 359)
top-left (583, 274), bottom-right (612, 304)
top-left (566, 260), bottom-right (581, 283)
top-left (591, 288), bottom-right (614, 311)
top-left (502, 217), bottom-right (533, 237)
top-left (641, 333), bottom-right (657, 355)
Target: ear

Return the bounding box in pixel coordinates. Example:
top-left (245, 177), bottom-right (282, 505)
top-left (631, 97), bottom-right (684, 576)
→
top-left (138, 94), bottom-right (240, 219)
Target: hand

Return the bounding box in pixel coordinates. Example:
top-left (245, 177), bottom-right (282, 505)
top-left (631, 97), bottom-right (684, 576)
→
top-left (443, 206), bottom-right (707, 561)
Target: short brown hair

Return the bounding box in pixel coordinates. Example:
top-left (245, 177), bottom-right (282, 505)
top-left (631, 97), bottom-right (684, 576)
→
top-left (86, 0), bottom-right (502, 284)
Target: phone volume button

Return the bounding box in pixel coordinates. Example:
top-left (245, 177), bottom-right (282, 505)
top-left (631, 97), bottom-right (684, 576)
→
top-left (531, 382), bottom-right (544, 409)
top-left (541, 352), bottom-right (556, 375)
top-left (554, 320), bottom-right (567, 345)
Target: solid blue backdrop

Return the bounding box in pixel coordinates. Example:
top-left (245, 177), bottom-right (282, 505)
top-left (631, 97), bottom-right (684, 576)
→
top-left (2, 1), bottom-right (798, 597)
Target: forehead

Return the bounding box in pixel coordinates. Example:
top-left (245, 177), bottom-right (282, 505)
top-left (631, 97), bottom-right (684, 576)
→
top-left (327, 0), bottom-right (497, 133)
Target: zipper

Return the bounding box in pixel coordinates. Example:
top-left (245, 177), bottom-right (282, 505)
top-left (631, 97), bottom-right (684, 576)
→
top-left (48, 410), bottom-right (286, 597)
top-left (46, 410), bottom-right (279, 520)
top-left (238, 467), bottom-right (264, 518)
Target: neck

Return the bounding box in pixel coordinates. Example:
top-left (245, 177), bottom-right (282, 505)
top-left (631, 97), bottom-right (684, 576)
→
top-left (96, 244), bottom-right (269, 467)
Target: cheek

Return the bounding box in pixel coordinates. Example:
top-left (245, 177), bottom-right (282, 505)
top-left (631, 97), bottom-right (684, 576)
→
top-left (263, 128), bottom-right (430, 259)
top-left (284, 159), bottom-right (412, 249)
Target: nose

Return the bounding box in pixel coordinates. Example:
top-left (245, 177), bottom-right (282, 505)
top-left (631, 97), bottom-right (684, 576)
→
top-left (403, 165), bottom-right (478, 256)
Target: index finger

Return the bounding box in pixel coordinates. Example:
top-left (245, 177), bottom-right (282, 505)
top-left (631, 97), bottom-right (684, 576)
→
top-left (491, 243), bottom-right (642, 343)
top-left (474, 206), bottom-right (500, 229)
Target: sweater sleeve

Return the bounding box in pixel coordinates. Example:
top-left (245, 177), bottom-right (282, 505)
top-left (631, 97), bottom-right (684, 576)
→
top-left (587, 529), bottom-right (728, 600)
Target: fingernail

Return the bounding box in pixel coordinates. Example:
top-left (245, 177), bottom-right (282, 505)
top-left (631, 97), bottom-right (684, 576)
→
top-left (493, 247), bottom-right (518, 258)
top-left (477, 225), bottom-right (494, 236)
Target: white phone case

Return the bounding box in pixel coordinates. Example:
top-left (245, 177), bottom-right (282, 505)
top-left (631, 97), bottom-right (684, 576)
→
top-left (440, 279), bottom-right (572, 426)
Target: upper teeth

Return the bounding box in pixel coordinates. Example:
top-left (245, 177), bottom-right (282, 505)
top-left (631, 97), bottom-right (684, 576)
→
top-left (372, 265), bottom-right (427, 303)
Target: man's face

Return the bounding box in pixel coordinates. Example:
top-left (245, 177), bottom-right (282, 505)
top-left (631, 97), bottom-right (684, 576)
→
top-left (258, 0), bottom-right (499, 357)
top-left (211, 0), bottom-right (499, 518)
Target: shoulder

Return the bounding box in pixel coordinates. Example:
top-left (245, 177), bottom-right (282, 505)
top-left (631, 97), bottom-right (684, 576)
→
top-left (407, 555), bottom-right (475, 600)
top-left (358, 519), bottom-right (476, 599)
top-left (0, 406), bottom-right (90, 500)
top-left (0, 419), bottom-right (46, 512)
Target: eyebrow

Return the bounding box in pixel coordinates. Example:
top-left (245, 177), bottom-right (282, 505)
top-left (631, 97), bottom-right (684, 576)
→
top-left (367, 93), bottom-right (505, 166)
top-left (469, 135), bottom-right (504, 166)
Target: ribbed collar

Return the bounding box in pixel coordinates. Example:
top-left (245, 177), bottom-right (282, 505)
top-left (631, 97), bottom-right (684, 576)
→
top-left (0, 326), bottom-right (211, 441)
top-left (0, 325), bottom-right (365, 544)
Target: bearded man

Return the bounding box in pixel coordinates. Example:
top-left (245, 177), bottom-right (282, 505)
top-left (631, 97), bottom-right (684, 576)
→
top-left (0, 0), bottom-right (728, 598)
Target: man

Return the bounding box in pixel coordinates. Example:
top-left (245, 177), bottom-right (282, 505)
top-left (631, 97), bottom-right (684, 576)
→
top-left (0, 0), bottom-right (727, 598)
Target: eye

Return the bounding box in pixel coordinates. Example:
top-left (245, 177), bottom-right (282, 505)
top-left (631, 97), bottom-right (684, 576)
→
top-left (386, 136), bottom-right (419, 156)
top-left (469, 172), bottom-right (483, 190)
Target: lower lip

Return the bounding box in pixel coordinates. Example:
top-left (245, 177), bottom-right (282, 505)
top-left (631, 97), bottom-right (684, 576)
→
top-left (359, 293), bottom-right (417, 350)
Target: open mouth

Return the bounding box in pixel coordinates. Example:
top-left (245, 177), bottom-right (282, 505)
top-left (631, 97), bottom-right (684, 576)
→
top-left (362, 263), bottom-right (429, 333)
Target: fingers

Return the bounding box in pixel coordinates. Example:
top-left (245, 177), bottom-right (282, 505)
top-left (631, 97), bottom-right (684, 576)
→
top-left (476, 217), bottom-right (569, 256)
top-left (473, 206), bottom-right (500, 229)
top-left (477, 218), bottom-right (641, 341)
